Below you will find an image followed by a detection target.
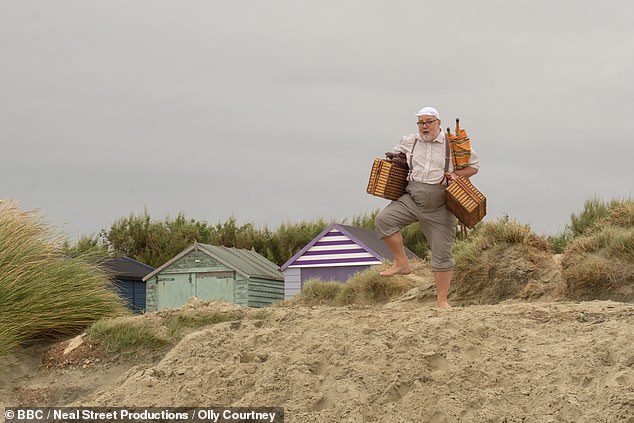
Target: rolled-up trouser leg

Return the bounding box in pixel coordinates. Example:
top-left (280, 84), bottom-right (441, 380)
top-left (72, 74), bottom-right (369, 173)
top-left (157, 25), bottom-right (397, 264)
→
top-left (410, 182), bottom-right (456, 272)
top-left (376, 182), bottom-right (456, 272)
top-left (375, 196), bottom-right (418, 239)
top-left (418, 212), bottom-right (456, 272)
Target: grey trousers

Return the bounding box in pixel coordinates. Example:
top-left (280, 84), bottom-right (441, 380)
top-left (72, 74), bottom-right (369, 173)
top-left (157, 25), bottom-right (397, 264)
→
top-left (375, 181), bottom-right (456, 272)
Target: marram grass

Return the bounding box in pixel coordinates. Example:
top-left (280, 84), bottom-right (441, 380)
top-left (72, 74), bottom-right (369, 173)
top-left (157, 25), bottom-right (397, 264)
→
top-left (561, 198), bottom-right (634, 299)
top-left (453, 217), bottom-right (551, 275)
top-left (286, 267), bottom-right (414, 307)
top-left (0, 200), bottom-right (127, 355)
top-left (86, 318), bottom-right (171, 358)
top-left (86, 309), bottom-right (245, 358)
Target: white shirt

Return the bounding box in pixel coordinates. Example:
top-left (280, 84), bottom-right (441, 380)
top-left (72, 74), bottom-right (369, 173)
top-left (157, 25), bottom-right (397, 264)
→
top-left (393, 131), bottom-right (480, 184)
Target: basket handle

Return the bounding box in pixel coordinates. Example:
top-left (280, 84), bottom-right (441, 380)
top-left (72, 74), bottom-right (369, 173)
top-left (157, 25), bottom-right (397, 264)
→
top-left (368, 160), bottom-right (382, 194)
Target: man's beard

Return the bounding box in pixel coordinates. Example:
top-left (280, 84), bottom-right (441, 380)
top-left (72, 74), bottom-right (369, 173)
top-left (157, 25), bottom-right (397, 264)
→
top-left (420, 132), bottom-right (437, 142)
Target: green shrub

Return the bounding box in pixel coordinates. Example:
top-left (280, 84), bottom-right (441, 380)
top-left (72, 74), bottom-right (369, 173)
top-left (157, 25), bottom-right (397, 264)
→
top-left (401, 225), bottom-right (430, 259)
top-left (566, 198), bottom-right (633, 238)
top-left (568, 198), bottom-right (612, 237)
top-left (547, 198), bottom-right (633, 254)
top-left (95, 209), bottom-right (432, 268)
top-left (547, 233), bottom-right (568, 254)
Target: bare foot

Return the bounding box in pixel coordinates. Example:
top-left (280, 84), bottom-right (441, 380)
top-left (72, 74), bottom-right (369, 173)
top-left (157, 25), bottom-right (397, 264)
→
top-left (379, 264), bottom-right (412, 276)
top-left (436, 301), bottom-right (451, 309)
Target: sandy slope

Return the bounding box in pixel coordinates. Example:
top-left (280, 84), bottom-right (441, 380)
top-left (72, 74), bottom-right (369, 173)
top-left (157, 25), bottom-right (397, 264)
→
top-left (3, 295), bottom-right (634, 423)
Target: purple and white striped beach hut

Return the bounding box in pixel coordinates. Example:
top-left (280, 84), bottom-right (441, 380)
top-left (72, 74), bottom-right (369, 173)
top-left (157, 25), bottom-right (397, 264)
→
top-left (280, 224), bottom-right (418, 300)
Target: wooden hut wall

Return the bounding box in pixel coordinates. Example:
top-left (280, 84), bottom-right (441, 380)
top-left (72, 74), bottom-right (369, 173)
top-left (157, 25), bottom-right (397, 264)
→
top-left (300, 265), bottom-right (370, 284)
top-left (284, 268), bottom-right (301, 300)
top-left (112, 278), bottom-right (146, 313)
top-left (248, 278), bottom-right (284, 308)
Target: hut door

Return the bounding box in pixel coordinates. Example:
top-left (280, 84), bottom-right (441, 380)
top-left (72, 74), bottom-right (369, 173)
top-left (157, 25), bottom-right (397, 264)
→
top-left (195, 272), bottom-right (234, 303)
top-left (156, 274), bottom-right (193, 310)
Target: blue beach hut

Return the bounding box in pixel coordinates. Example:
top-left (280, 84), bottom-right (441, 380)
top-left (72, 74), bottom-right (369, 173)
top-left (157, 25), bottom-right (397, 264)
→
top-left (101, 256), bottom-right (154, 313)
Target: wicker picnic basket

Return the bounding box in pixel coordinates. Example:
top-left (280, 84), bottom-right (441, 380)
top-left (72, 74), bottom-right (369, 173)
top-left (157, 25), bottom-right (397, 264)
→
top-left (445, 176), bottom-right (486, 228)
top-left (366, 158), bottom-right (409, 201)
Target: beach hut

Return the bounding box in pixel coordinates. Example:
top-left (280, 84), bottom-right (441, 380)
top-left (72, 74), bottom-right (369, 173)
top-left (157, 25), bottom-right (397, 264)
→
top-left (281, 224), bottom-right (418, 300)
top-left (100, 257), bottom-right (154, 313)
top-left (143, 243), bottom-right (284, 311)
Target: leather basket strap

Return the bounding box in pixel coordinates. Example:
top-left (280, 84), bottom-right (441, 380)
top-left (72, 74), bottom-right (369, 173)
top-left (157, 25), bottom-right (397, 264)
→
top-left (440, 134), bottom-right (450, 185)
top-left (407, 138), bottom-right (419, 181)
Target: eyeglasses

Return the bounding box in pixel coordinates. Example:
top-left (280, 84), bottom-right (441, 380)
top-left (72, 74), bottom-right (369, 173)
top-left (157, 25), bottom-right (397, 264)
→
top-left (417, 119), bottom-right (438, 127)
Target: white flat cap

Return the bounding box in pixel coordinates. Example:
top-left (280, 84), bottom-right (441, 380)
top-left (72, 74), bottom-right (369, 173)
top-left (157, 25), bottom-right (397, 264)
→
top-left (415, 106), bottom-right (440, 119)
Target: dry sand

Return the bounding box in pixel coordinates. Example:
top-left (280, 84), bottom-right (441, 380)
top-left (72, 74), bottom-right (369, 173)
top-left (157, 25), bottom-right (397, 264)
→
top-left (2, 277), bottom-right (634, 422)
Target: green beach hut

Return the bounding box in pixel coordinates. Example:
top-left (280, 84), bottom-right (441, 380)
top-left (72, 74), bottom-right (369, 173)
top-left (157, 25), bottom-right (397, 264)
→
top-left (143, 242), bottom-right (284, 311)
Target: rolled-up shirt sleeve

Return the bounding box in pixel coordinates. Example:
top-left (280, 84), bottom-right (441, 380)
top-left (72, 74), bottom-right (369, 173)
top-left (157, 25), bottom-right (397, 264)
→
top-left (393, 135), bottom-right (412, 155)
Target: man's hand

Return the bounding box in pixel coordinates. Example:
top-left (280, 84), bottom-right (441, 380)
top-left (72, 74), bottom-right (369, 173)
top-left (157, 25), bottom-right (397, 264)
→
top-left (445, 171), bottom-right (459, 181)
top-left (385, 151), bottom-right (408, 169)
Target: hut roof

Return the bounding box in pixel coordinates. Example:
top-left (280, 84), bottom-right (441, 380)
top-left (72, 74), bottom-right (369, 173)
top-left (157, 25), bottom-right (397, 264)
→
top-left (100, 256), bottom-right (155, 280)
top-left (280, 224), bottom-right (418, 271)
top-left (143, 243), bottom-right (283, 282)
top-left (199, 244), bottom-right (283, 281)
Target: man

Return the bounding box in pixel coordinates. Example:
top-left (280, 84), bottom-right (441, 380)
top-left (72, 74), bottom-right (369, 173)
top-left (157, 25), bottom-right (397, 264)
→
top-left (375, 106), bottom-right (480, 308)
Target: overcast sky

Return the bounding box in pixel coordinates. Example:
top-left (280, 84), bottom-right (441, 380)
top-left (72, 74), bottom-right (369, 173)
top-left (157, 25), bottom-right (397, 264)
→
top-left (2, 1), bottom-right (633, 241)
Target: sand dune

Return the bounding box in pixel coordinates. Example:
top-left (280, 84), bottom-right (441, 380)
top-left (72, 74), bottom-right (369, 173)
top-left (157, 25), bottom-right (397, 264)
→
top-left (3, 290), bottom-right (634, 422)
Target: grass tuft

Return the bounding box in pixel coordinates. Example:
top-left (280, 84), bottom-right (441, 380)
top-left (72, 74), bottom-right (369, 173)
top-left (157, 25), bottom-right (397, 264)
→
top-left (86, 318), bottom-right (171, 358)
top-left (336, 268), bottom-right (413, 305)
top-left (559, 198), bottom-right (634, 301)
top-left (85, 307), bottom-right (246, 358)
top-left (451, 217), bottom-right (555, 304)
top-left (453, 217), bottom-right (551, 275)
top-left (286, 268), bottom-right (415, 307)
top-left (162, 311), bottom-right (243, 337)
top-left (291, 279), bottom-right (343, 305)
